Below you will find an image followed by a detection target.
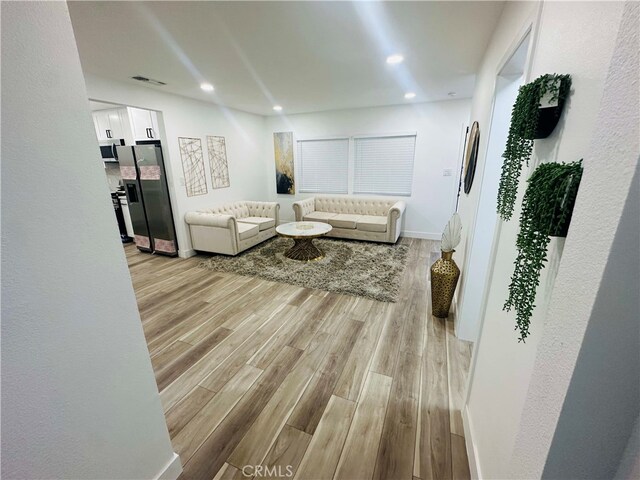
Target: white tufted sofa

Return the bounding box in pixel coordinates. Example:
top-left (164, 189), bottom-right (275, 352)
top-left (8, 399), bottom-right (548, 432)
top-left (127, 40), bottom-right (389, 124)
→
top-left (184, 201), bottom-right (279, 255)
top-left (292, 196), bottom-right (406, 243)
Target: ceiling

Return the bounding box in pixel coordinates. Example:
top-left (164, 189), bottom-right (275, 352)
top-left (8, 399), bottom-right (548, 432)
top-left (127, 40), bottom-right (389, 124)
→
top-left (69, 1), bottom-right (504, 116)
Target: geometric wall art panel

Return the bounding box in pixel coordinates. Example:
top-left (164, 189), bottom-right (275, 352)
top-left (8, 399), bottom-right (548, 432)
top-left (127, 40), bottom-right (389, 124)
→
top-left (178, 137), bottom-right (208, 197)
top-left (207, 136), bottom-right (230, 189)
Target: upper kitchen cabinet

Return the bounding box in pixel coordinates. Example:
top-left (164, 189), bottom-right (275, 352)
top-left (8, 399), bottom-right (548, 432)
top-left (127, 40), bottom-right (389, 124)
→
top-left (92, 108), bottom-right (128, 141)
top-left (93, 111), bottom-right (110, 141)
top-left (128, 107), bottom-right (159, 140)
top-left (106, 110), bottom-right (125, 139)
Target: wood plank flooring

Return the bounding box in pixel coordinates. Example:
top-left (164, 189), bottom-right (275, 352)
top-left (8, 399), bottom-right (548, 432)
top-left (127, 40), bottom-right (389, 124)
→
top-left (124, 238), bottom-right (473, 480)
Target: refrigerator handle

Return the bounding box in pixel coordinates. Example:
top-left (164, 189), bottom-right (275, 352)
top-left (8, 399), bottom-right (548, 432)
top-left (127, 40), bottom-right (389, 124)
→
top-left (148, 128), bottom-right (154, 138)
top-left (112, 144), bottom-right (118, 161)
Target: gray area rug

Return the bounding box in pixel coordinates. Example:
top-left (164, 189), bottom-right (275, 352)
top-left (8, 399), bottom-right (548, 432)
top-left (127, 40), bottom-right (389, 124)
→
top-left (199, 237), bottom-right (409, 302)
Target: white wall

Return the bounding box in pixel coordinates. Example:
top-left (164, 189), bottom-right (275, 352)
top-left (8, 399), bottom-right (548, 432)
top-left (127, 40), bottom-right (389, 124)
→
top-left (455, 1), bottom-right (538, 269)
top-left (456, 74), bottom-right (522, 342)
top-left (460, 2), bottom-right (626, 478)
top-left (539, 164), bottom-right (639, 478)
top-left (454, 1), bottom-right (538, 314)
top-left (456, 5), bottom-right (541, 474)
top-left (265, 100), bottom-right (471, 238)
top-left (84, 74), bottom-right (269, 257)
top-left (1, 2), bottom-right (180, 479)
top-left (511, 3), bottom-right (639, 477)
top-left (616, 414), bottom-right (640, 480)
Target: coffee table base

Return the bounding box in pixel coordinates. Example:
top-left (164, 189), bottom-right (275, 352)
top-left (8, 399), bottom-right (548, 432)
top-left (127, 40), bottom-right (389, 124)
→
top-left (285, 237), bottom-right (324, 261)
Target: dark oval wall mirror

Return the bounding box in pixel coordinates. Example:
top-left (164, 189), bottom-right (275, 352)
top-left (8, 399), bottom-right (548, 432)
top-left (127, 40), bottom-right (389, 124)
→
top-left (464, 121), bottom-right (480, 194)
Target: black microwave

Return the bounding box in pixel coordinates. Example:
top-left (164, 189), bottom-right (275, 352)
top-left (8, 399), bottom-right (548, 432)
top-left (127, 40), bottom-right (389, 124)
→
top-left (100, 139), bottom-right (125, 161)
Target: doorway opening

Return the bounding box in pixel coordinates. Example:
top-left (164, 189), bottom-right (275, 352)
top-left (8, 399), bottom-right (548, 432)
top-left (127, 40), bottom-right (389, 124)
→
top-left (456, 32), bottom-right (532, 342)
top-left (89, 100), bottom-right (179, 257)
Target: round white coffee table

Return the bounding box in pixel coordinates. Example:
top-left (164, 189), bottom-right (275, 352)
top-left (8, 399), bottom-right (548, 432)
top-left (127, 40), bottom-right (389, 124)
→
top-left (276, 221), bottom-right (333, 261)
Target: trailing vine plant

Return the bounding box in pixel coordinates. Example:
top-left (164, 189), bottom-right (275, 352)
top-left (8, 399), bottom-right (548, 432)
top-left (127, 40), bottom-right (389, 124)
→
top-left (497, 74), bottom-right (572, 221)
top-left (504, 160), bottom-right (583, 342)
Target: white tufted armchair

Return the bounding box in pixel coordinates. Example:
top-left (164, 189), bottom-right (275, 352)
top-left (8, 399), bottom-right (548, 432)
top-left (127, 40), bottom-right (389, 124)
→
top-left (292, 195), bottom-right (406, 243)
top-left (185, 201), bottom-right (279, 255)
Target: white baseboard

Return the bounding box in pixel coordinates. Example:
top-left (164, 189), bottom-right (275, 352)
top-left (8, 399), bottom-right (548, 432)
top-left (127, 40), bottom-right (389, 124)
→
top-left (462, 405), bottom-right (482, 480)
top-left (179, 249), bottom-right (196, 258)
top-left (401, 230), bottom-right (441, 240)
top-left (155, 452), bottom-right (182, 480)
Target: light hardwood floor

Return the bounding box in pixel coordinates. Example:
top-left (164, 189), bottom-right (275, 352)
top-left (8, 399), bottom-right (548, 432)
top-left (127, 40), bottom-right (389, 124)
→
top-left (125, 238), bottom-right (473, 480)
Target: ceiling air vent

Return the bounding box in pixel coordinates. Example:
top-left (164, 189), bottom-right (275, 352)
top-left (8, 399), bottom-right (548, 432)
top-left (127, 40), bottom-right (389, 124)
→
top-left (131, 75), bottom-right (166, 86)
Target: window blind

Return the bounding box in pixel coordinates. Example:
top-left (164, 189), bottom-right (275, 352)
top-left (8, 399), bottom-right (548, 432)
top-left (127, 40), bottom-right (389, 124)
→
top-left (353, 135), bottom-right (416, 196)
top-left (298, 138), bottom-right (349, 194)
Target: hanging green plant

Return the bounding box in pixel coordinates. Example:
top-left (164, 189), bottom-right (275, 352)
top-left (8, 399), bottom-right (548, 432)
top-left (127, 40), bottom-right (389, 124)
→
top-left (504, 160), bottom-right (583, 342)
top-left (497, 73), bottom-right (572, 221)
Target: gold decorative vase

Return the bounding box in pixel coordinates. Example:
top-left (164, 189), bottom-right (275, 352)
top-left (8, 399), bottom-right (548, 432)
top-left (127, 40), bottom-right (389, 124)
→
top-left (430, 250), bottom-right (460, 318)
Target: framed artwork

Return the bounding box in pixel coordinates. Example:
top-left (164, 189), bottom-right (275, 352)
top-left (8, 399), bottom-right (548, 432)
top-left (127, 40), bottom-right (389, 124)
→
top-left (207, 136), bottom-right (230, 189)
top-left (463, 121), bottom-right (480, 194)
top-left (273, 131), bottom-right (295, 194)
top-left (178, 137), bottom-right (207, 197)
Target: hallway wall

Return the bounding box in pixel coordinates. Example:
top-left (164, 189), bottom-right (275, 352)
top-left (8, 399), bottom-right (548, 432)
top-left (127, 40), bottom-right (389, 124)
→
top-left (456, 74), bottom-right (522, 342)
top-left (459, 1), bottom-right (626, 478)
top-left (1, 3), bottom-right (180, 478)
top-left (511, 3), bottom-right (639, 476)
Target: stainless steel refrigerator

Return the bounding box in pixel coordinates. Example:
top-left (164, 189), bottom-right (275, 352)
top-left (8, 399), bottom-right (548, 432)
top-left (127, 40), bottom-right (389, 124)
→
top-left (117, 144), bottom-right (178, 256)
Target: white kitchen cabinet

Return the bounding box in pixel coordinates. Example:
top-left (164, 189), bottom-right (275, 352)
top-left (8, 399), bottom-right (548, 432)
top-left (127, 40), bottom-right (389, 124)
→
top-left (92, 109), bottom-right (126, 141)
top-left (93, 112), bottom-right (104, 141)
top-left (128, 107), bottom-right (159, 140)
top-left (106, 110), bottom-right (124, 139)
top-left (93, 111), bottom-right (110, 141)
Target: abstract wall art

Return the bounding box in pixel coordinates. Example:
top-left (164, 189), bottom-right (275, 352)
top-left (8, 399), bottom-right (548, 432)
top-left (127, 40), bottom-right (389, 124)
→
top-left (273, 131), bottom-right (295, 194)
top-left (178, 137), bottom-right (207, 197)
top-left (207, 136), bottom-right (230, 189)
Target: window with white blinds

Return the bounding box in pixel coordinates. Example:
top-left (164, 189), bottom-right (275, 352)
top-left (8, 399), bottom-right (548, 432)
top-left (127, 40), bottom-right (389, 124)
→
top-left (298, 138), bottom-right (349, 194)
top-left (353, 134), bottom-right (416, 196)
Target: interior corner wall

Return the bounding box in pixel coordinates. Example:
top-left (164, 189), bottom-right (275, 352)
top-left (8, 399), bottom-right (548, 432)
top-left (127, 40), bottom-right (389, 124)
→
top-left (83, 74), bottom-right (269, 257)
top-left (461, 1), bottom-right (626, 479)
top-left (265, 100), bottom-right (471, 238)
top-left (1, 2), bottom-right (179, 479)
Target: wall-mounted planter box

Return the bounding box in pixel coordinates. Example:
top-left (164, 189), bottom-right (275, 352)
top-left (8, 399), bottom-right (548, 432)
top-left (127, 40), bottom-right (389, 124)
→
top-left (497, 74), bottom-right (572, 221)
top-left (549, 171), bottom-right (581, 237)
top-left (505, 160), bottom-right (583, 342)
top-left (528, 77), bottom-right (571, 139)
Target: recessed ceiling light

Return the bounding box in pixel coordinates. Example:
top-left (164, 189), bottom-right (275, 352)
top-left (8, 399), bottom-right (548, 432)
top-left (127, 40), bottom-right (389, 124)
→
top-left (404, 92), bottom-right (416, 99)
top-left (273, 105), bottom-right (283, 112)
top-left (200, 83), bottom-right (214, 92)
top-left (448, 91), bottom-right (457, 97)
top-left (386, 54), bottom-right (404, 65)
